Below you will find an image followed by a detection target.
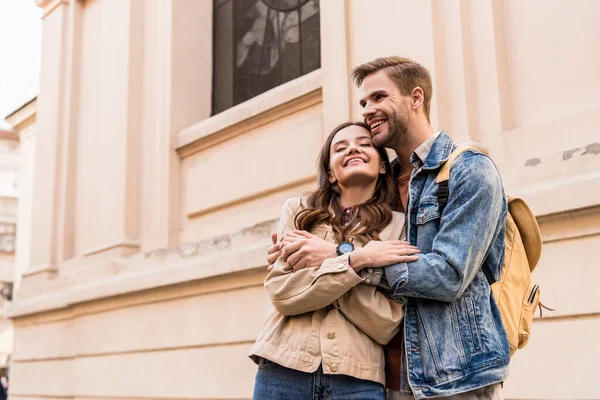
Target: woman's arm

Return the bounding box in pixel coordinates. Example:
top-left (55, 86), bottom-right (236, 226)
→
top-left (334, 285), bottom-right (404, 345)
top-left (265, 198), bottom-right (364, 316)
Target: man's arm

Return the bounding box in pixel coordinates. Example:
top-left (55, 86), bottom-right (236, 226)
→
top-left (385, 153), bottom-right (506, 302)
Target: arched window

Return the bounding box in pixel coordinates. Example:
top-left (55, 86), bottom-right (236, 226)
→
top-left (212, 0), bottom-right (321, 115)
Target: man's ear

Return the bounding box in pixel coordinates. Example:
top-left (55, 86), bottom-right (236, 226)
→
top-left (412, 87), bottom-right (424, 110)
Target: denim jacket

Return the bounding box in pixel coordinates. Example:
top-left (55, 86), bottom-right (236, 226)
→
top-left (385, 132), bottom-right (510, 398)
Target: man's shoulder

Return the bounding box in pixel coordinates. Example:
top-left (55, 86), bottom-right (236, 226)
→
top-left (451, 150), bottom-right (501, 179)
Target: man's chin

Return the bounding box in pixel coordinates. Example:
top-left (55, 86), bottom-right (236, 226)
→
top-left (372, 132), bottom-right (389, 147)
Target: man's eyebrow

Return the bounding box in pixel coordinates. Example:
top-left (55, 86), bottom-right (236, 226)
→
top-left (359, 90), bottom-right (388, 107)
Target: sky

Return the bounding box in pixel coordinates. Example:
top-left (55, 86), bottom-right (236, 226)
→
top-left (0, 0), bottom-right (42, 125)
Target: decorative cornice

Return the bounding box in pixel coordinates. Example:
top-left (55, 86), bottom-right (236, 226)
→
top-left (0, 129), bottom-right (18, 142)
top-left (36, 0), bottom-right (69, 19)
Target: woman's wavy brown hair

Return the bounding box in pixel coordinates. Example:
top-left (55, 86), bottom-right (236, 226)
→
top-left (294, 122), bottom-right (399, 245)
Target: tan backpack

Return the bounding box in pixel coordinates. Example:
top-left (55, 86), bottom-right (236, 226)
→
top-left (437, 147), bottom-right (551, 355)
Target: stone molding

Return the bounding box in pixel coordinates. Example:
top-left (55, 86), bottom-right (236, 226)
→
top-left (9, 218), bottom-right (278, 318)
top-left (175, 69), bottom-right (322, 157)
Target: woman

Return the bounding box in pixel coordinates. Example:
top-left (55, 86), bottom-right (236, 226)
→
top-left (249, 122), bottom-right (419, 400)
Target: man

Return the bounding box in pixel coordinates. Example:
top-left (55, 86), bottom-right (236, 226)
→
top-left (267, 57), bottom-right (509, 399)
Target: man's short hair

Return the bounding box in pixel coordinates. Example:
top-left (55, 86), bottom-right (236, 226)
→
top-left (351, 56), bottom-right (433, 122)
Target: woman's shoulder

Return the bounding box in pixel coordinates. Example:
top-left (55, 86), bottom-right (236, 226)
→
top-left (391, 210), bottom-right (405, 223)
top-left (380, 210), bottom-right (407, 240)
top-left (281, 196), bottom-right (310, 216)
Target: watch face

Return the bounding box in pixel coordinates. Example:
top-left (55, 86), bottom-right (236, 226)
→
top-left (337, 241), bottom-right (354, 255)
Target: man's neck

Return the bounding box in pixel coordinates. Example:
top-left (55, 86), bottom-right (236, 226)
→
top-left (391, 120), bottom-right (435, 174)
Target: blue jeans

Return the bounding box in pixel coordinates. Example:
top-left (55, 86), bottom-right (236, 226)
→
top-left (253, 359), bottom-right (386, 400)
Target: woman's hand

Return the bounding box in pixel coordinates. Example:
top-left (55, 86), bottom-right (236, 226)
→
top-left (350, 241), bottom-right (419, 272)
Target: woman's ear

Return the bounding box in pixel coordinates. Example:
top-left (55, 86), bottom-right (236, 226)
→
top-left (328, 172), bottom-right (337, 184)
top-left (379, 162), bottom-right (387, 174)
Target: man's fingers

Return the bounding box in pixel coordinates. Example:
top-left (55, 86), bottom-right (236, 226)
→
top-left (268, 243), bottom-right (281, 255)
top-left (267, 251), bottom-right (281, 266)
top-left (396, 255), bottom-right (420, 262)
top-left (281, 232), bottom-right (305, 243)
top-left (389, 240), bottom-right (412, 245)
top-left (286, 248), bottom-right (306, 268)
top-left (271, 232), bottom-right (278, 245)
top-left (398, 248), bottom-right (420, 255)
top-left (293, 259), bottom-right (309, 272)
top-left (267, 264), bottom-right (275, 272)
top-left (281, 240), bottom-right (304, 262)
top-left (293, 230), bottom-right (312, 238)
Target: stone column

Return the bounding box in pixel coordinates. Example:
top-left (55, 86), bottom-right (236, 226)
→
top-left (25, 0), bottom-right (72, 280)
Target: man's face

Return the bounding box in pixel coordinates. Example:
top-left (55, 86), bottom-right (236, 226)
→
top-left (358, 70), bottom-right (412, 148)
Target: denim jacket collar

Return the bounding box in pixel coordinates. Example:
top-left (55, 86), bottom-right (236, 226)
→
top-left (410, 131), bottom-right (454, 171)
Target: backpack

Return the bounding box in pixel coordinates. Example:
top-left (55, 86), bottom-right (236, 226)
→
top-left (436, 146), bottom-right (551, 355)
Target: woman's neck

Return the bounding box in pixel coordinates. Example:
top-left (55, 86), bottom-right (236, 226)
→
top-left (339, 181), bottom-right (377, 208)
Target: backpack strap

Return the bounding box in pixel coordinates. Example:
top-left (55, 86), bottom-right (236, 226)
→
top-left (435, 146), bottom-right (497, 284)
top-left (435, 146), bottom-right (479, 207)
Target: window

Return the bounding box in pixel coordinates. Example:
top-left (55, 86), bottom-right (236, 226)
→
top-left (0, 223), bottom-right (15, 254)
top-left (212, 0), bottom-right (321, 115)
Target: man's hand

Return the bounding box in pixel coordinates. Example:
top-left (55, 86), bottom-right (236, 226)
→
top-left (267, 232), bottom-right (281, 272)
top-left (351, 240), bottom-right (419, 271)
top-left (280, 230), bottom-right (337, 272)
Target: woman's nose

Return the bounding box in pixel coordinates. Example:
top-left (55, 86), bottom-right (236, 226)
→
top-left (346, 143), bottom-right (360, 154)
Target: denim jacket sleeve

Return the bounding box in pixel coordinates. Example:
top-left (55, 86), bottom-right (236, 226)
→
top-left (385, 153), bottom-right (505, 302)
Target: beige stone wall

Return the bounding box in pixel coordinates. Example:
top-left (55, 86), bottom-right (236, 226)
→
top-left (8, 0), bottom-right (600, 399)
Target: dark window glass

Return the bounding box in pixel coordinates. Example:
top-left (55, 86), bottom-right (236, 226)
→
top-left (212, 0), bottom-right (321, 115)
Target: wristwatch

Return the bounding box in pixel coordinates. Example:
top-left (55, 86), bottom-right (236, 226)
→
top-left (336, 241), bottom-right (354, 256)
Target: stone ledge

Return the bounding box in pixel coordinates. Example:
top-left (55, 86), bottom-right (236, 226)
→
top-left (175, 69), bottom-right (322, 157)
top-left (8, 219), bottom-right (278, 318)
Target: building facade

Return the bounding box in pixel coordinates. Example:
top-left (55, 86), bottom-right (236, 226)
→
top-left (7, 0), bottom-right (600, 399)
top-left (0, 125), bottom-right (19, 383)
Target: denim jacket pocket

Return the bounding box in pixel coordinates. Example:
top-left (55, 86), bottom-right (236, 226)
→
top-left (463, 295), bottom-right (483, 352)
top-left (415, 196), bottom-right (441, 225)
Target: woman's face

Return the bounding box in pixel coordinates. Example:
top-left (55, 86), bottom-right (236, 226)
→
top-left (328, 125), bottom-right (386, 187)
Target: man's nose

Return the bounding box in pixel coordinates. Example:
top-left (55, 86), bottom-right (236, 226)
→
top-left (362, 106), bottom-right (375, 121)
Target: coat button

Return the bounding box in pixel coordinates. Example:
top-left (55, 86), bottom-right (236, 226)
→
top-left (329, 363), bottom-right (338, 372)
top-left (365, 278), bottom-right (371, 283)
top-left (367, 268), bottom-right (374, 273)
top-left (327, 332), bottom-right (336, 339)
top-left (337, 264), bottom-right (344, 269)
